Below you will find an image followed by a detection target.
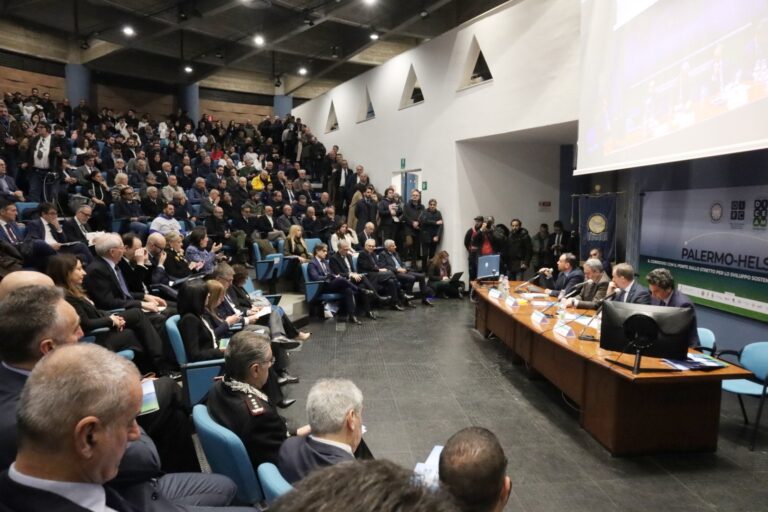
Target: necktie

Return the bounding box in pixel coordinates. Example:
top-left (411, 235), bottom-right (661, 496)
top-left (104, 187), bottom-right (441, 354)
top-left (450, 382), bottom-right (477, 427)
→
top-left (114, 266), bottom-right (132, 299)
top-left (0, 177), bottom-right (8, 193)
top-left (393, 254), bottom-right (402, 269)
top-left (5, 224), bottom-right (18, 244)
top-left (617, 289), bottom-right (626, 302)
top-left (320, 260), bottom-right (328, 274)
top-left (79, 221), bottom-right (88, 237)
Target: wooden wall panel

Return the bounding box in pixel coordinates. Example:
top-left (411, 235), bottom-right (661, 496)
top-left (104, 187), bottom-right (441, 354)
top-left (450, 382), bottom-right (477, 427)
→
top-left (93, 84), bottom-right (175, 120)
top-left (0, 65), bottom-right (66, 100)
top-left (199, 98), bottom-right (273, 125)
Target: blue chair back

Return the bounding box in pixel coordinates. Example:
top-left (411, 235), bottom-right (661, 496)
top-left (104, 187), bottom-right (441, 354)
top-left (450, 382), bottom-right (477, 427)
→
top-left (257, 463), bottom-right (293, 504)
top-left (109, 203), bottom-right (122, 233)
top-left (166, 315), bottom-right (223, 404)
top-left (15, 202), bottom-right (39, 221)
top-left (352, 253), bottom-right (359, 272)
top-left (192, 405), bottom-right (264, 504)
top-left (741, 342), bottom-right (768, 382)
top-left (696, 328), bottom-right (716, 353)
top-left (305, 238), bottom-right (321, 255)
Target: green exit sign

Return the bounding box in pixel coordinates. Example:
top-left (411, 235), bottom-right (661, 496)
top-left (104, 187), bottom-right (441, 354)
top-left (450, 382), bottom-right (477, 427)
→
top-left (421, 181), bottom-right (427, 191)
top-left (400, 158), bottom-right (406, 170)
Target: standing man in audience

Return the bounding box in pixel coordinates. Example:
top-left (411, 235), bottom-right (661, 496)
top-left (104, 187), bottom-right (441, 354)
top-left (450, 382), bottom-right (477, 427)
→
top-left (547, 220), bottom-right (570, 272)
top-left (502, 219), bottom-right (531, 281)
top-left (563, 258), bottom-right (610, 309)
top-left (464, 216), bottom-right (484, 283)
top-left (27, 122), bottom-right (68, 203)
top-left (607, 262), bottom-right (651, 304)
top-left (439, 427), bottom-right (511, 512)
top-left (377, 187), bottom-right (402, 250)
top-left (538, 252), bottom-right (584, 298)
top-left (646, 267), bottom-right (699, 346)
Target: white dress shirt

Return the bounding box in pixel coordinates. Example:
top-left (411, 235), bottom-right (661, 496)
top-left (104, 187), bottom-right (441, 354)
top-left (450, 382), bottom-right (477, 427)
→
top-left (9, 463), bottom-right (118, 512)
top-left (33, 135), bottom-right (52, 169)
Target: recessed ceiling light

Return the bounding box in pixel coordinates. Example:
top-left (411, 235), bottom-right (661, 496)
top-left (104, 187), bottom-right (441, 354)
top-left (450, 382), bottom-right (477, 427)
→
top-left (369, 31), bottom-right (379, 40)
top-left (253, 34), bottom-right (265, 46)
top-left (122, 25), bottom-right (135, 37)
top-left (364, 0), bottom-right (376, 5)
top-left (298, 67), bottom-right (308, 76)
top-left (184, 65), bottom-right (194, 73)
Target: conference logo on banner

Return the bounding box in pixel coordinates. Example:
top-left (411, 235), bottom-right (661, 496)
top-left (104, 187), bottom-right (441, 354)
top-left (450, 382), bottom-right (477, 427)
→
top-left (639, 186), bottom-right (768, 322)
top-left (579, 195), bottom-right (616, 263)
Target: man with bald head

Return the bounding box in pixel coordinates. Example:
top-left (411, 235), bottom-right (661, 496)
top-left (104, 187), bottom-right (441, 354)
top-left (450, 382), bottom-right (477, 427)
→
top-left (0, 344), bottom-right (142, 511)
top-left (0, 270), bottom-right (54, 300)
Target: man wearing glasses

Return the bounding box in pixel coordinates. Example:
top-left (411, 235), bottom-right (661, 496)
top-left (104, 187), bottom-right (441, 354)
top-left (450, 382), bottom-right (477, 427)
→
top-left (62, 204), bottom-right (95, 244)
top-left (207, 331), bottom-right (311, 472)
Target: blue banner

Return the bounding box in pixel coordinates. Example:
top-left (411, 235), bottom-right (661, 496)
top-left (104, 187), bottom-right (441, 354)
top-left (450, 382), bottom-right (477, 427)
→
top-left (578, 195), bottom-right (616, 262)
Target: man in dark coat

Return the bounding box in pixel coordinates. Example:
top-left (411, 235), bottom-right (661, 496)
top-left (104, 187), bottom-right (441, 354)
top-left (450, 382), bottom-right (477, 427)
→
top-left (646, 267), bottom-right (700, 346)
top-left (502, 218), bottom-right (532, 281)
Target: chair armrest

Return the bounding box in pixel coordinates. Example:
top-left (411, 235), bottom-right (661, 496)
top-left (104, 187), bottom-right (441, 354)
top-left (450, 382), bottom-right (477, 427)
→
top-left (183, 358), bottom-right (225, 369)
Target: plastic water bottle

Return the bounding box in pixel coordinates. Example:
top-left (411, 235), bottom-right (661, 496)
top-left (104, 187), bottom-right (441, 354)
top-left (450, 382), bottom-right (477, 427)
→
top-left (557, 302), bottom-right (566, 325)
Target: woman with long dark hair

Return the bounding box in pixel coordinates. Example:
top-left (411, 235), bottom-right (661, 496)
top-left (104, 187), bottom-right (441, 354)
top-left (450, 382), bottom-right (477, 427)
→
top-left (427, 250), bottom-right (465, 299)
top-left (47, 254), bottom-right (166, 372)
top-left (177, 279), bottom-right (225, 362)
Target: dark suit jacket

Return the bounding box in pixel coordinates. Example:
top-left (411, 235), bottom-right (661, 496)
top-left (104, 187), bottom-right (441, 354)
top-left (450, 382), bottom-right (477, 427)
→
top-left (542, 268), bottom-right (585, 297)
top-left (358, 229), bottom-right (378, 246)
top-left (24, 218), bottom-right (70, 246)
top-left (0, 175), bottom-right (19, 202)
top-left (0, 471), bottom-right (140, 512)
top-left (278, 436), bottom-right (354, 484)
top-left (307, 257), bottom-right (333, 281)
top-left (0, 364), bottom-right (26, 470)
top-left (377, 251), bottom-right (407, 273)
top-left (177, 314), bottom-right (221, 362)
top-left (0, 222), bottom-right (23, 246)
top-left (612, 282), bottom-right (651, 305)
top-left (83, 257), bottom-right (144, 310)
top-left (329, 252), bottom-right (354, 278)
top-left (232, 215), bottom-right (259, 237)
top-left (547, 231), bottom-right (571, 257)
top-left (573, 272), bottom-right (611, 309)
top-left (206, 380), bottom-right (289, 471)
top-left (651, 290), bottom-right (700, 346)
top-left (62, 218), bottom-right (90, 244)
top-left (255, 215), bottom-right (277, 238)
top-left (357, 251), bottom-right (382, 274)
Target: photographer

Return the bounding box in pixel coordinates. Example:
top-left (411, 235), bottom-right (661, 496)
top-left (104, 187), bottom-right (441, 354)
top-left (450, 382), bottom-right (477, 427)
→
top-left (471, 216), bottom-right (506, 258)
top-left (27, 123), bottom-right (70, 204)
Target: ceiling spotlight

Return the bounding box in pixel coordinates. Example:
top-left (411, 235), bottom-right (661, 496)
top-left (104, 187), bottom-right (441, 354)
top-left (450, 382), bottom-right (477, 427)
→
top-left (215, 51), bottom-right (224, 59)
top-left (363, 0), bottom-right (376, 5)
top-left (419, 9), bottom-right (429, 19)
top-left (122, 25), bottom-right (135, 37)
top-left (184, 65), bottom-right (194, 74)
top-left (303, 13), bottom-right (314, 26)
top-left (369, 30), bottom-right (379, 40)
top-left (253, 34), bottom-right (265, 46)
top-left (331, 46), bottom-right (339, 58)
top-left (298, 67), bottom-right (308, 76)
top-left (274, 77), bottom-right (282, 87)
top-left (80, 39), bottom-right (90, 50)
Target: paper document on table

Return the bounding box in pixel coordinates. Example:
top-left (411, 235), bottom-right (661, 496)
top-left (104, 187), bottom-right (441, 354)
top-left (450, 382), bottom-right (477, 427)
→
top-left (532, 300), bottom-right (552, 307)
top-left (521, 293), bottom-right (549, 300)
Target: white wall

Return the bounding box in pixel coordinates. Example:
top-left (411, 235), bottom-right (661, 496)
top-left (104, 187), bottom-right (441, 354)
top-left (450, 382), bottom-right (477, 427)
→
top-left (292, 0), bottom-right (579, 272)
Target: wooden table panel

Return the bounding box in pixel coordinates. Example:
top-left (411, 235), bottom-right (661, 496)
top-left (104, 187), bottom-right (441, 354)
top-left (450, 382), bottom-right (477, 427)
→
top-left (472, 282), bottom-right (751, 455)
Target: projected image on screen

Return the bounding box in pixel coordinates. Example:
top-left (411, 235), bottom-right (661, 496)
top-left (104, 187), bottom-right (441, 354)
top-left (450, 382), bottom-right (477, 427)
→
top-left (577, 0), bottom-right (768, 174)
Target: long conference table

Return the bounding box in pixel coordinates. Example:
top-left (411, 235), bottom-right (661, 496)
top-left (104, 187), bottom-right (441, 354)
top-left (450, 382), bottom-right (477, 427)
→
top-left (473, 282), bottom-right (752, 456)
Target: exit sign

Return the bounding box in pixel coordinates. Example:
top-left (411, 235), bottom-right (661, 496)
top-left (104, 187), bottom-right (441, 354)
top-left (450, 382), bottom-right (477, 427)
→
top-left (400, 158), bottom-right (406, 170)
top-left (421, 181), bottom-right (428, 191)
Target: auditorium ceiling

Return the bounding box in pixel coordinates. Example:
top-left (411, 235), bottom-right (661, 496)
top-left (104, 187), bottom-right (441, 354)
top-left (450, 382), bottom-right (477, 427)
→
top-left (2, 0), bottom-right (510, 98)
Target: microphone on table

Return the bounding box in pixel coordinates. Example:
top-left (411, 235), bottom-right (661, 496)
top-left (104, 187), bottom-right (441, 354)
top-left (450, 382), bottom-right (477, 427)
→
top-left (513, 272), bottom-right (543, 292)
top-left (562, 279), bottom-right (593, 300)
top-left (577, 289), bottom-right (618, 341)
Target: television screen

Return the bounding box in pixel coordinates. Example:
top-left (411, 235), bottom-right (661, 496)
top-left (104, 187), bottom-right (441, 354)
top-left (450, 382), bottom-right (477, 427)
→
top-left (600, 301), bottom-right (694, 361)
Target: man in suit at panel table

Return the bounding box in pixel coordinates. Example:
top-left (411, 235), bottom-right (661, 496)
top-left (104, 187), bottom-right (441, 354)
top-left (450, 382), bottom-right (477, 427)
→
top-left (563, 258), bottom-right (611, 310)
top-left (606, 262), bottom-right (651, 305)
top-left (646, 267), bottom-right (700, 346)
top-left (537, 252), bottom-right (584, 298)
top-left (0, 159), bottom-right (24, 202)
top-left (278, 378), bottom-right (373, 484)
top-left (24, 202), bottom-right (93, 265)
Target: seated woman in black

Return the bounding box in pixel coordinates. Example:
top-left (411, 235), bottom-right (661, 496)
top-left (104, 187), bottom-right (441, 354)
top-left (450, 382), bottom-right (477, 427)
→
top-left (177, 279), bottom-right (225, 362)
top-left (426, 250), bottom-right (465, 299)
top-left (47, 254), bottom-right (166, 373)
top-left (164, 231), bottom-right (204, 279)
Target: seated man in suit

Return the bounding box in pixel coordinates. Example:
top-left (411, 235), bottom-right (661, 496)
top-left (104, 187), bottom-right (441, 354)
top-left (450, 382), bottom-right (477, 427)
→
top-left (563, 258), bottom-right (610, 310)
top-left (207, 331), bottom-right (311, 472)
top-left (607, 262), bottom-right (651, 304)
top-left (84, 233), bottom-right (167, 313)
top-left (646, 267), bottom-right (699, 346)
top-left (256, 205), bottom-right (286, 242)
top-left (0, 201), bottom-right (53, 270)
top-left (358, 238), bottom-right (404, 311)
top-left (308, 242), bottom-right (370, 324)
top-left (378, 239), bottom-right (434, 306)
top-left (62, 204), bottom-right (95, 244)
top-left (328, 240), bottom-right (386, 319)
top-left (276, 204), bottom-right (300, 235)
top-left (537, 252), bottom-right (584, 298)
top-left (24, 202), bottom-right (92, 265)
top-left (279, 378), bottom-right (373, 484)
top-left (439, 427), bottom-right (511, 512)
top-left (0, 343), bottom-right (142, 512)
top-left (0, 158), bottom-right (24, 202)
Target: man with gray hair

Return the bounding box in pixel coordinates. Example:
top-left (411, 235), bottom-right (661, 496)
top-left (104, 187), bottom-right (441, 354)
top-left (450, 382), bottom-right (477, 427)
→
top-left (563, 258), bottom-right (611, 310)
top-left (378, 239), bottom-right (434, 306)
top-left (207, 331), bottom-right (312, 472)
top-left (0, 344), bottom-right (142, 511)
top-left (278, 379), bottom-right (374, 483)
top-left (62, 203), bottom-right (94, 244)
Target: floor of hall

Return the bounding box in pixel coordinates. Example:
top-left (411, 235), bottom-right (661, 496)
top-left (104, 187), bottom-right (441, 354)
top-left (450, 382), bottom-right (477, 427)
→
top-left (278, 298), bottom-right (768, 512)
